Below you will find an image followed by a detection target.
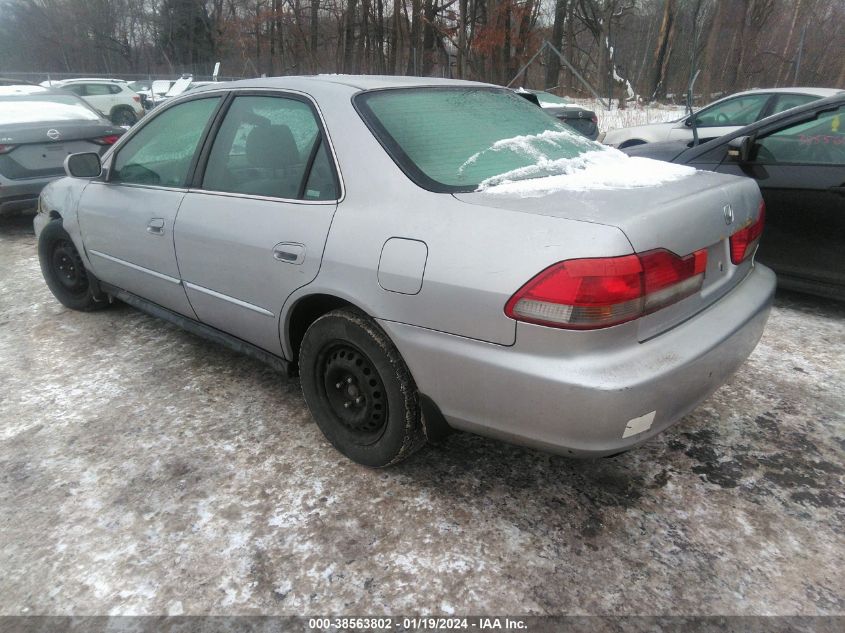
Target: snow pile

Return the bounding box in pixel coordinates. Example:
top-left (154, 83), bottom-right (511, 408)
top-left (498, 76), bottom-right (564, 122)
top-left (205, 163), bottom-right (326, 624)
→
top-left (478, 146), bottom-right (696, 197)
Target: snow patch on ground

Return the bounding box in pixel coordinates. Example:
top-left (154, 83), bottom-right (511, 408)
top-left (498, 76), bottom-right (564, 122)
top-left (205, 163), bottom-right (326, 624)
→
top-left (478, 146), bottom-right (695, 196)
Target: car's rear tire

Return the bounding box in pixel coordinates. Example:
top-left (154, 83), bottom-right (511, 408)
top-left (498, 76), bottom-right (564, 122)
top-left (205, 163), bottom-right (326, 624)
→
top-left (299, 308), bottom-right (425, 467)
top-left (38, 220), bottom-right (107, 312)
top-left (111, 106), bottom-right (137, 126)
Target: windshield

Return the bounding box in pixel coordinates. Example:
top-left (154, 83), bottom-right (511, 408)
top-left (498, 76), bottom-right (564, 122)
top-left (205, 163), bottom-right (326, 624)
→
top-left (355, 87), bottom-right (599, 192)
top-left (0, 94), bottom-right (101, 124)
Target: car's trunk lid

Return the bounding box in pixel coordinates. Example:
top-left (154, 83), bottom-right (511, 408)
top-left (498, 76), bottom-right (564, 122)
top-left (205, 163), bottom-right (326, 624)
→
top-left (454, 170), bottom-right (763, 340)
top-left (0, 121), bottom-right (120, 179)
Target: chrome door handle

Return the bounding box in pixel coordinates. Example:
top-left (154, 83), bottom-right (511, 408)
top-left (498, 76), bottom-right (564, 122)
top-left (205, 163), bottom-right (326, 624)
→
top-left (273, 242), bottom-right (305, 265)
top-left (146, 218), bottom-right (165, 235)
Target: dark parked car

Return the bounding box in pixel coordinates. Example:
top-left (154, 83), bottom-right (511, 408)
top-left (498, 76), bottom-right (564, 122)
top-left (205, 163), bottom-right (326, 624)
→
top-left (516, 89), bottom-right (599, 140)
top-left (625, 93), bottom-right (845, 300)
top-left (0, 89), bottom-right (124, 215)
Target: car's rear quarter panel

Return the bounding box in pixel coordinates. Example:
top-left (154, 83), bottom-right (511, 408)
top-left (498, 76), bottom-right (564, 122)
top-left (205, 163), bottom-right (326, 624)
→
top-left (285, 84), bottom-right (635, 349)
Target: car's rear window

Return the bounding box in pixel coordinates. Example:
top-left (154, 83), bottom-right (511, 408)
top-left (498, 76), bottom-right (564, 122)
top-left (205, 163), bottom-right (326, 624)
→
top-left (0, 95), bottom-right (101, 124)
top-left (355, 87), bottom-right (597, 192)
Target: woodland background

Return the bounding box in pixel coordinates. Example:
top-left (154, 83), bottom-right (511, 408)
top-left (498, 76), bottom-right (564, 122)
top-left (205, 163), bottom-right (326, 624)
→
top-left (1, 0), bottom-right (843, 104)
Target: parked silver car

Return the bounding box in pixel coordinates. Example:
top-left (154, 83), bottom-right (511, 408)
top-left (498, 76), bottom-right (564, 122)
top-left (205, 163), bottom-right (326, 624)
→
top-left (34, 76), bottom-right (775, 467)
top-left (603, 87), bottom-right (841, 148)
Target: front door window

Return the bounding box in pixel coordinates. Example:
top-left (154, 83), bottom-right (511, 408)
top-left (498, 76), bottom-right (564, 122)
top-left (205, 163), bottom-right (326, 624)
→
top-left (111, 97), bottom-right (221, 187)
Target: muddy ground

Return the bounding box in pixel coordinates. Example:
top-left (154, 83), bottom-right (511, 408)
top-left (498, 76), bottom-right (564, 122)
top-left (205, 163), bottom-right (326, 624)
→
top-left (1, 214), bottom-right (843, 616)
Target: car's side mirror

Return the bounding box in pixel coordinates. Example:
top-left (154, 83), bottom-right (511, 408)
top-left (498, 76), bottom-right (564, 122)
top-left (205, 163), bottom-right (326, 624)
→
top-left (727, 136), bottom-right (754, 163)
top-left (684, 117), bottom-right (694, 128)
top-left (64, 152), bottom-right (102, 178)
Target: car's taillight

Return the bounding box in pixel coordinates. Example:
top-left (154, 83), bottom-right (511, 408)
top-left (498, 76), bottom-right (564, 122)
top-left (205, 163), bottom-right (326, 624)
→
top-left (729, 200), bottom-right (765, 265)
top-left (0, 144), bottom-right (16, 154)
top-left (92, 135), bottom-right (120, 145)
top-left (505, 248), bottom-right (708, 330)
top-left (132, 95), bottom-right (141, 103)
top-left (591, 115), bottom-right (598, 123)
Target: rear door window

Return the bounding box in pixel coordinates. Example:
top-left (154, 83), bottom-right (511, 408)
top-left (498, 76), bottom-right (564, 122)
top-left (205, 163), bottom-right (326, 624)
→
top-left (111, 97), bottom-right (220, 187)
top-left (200, 95), bottom-right (337, 200)
top-left (694, 94), bottom-right (771, 127)
top-left (769, 93), bottom-right (820, 116)
top-left (84, 83), bottom-right (112, 96)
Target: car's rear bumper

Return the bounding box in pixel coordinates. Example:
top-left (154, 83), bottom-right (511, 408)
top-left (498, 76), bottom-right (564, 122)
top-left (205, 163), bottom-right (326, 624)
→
top-left (379, 264), bottom-right (775, 457)
top-left (0, 177), bottom-right (53, 215)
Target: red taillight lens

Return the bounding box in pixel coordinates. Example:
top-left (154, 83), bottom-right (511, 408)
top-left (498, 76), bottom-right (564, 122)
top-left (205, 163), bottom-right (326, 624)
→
top-left (640, 248), bottom-right (707, 313)
top-left (729, 201), bottom-right (765, 265)
top-left (132, 95), bottom-right (141, 103)
top-left (92, 135), bottom-right (120, 146)
top-left (591, 115), bottom-right (598, 123)
top-left (0, 144), bottom-right (16, 154)
top-left (505, 248), bottom-right (708, 330)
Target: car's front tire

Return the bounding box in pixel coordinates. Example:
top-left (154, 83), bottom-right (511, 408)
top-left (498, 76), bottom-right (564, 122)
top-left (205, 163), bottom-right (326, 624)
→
top-left (38, 220), bottom-right (106, 311)
top-left (299, 308), bottom-right (425, 467)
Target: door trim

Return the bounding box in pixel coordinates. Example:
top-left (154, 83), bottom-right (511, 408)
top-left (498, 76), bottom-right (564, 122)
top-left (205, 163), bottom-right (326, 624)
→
top-left (88, 249), bottom-right (181, 284)
top-left (183, 281), bottom-right (275, 318)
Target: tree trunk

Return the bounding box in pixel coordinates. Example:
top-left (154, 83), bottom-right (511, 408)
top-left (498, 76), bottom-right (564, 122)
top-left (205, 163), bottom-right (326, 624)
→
top-left (457, 0), bottom-right (468, 78)
top-left (776, 0), bottom-right (802, 86)
top-left (422, 0), bottom-right (437, 76)
top-left (406, 0), bottom-right (421, 75)
top-left (649, 0), bottom-right (677, 101)
top-left (310, 0), bottom-right (320, 70)
top-left (343, 0), bottom-right (356, 72)
top-left (391, 0), bottom-right (401, 73)
top-left (546, 0), bottom-right (567, 90)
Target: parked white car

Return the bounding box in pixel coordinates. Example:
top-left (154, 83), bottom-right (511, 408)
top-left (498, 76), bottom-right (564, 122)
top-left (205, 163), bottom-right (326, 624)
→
top-left (41, 78), bottom-right (145, 126)
top-left (602, 87), bottom-right (842, 148)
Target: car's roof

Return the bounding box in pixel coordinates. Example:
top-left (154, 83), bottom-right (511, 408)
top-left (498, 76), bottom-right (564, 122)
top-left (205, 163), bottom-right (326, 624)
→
top-left (728, 87), bottom-right (843, 98)
top-left (45, 78), bottom-right (127, 86)
top-left (197, 74), bottom-right (495, 94)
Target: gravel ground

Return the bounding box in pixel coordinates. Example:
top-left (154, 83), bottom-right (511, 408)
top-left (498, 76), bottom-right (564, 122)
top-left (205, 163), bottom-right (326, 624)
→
top-left (1, 214), bottom-right (843, 617)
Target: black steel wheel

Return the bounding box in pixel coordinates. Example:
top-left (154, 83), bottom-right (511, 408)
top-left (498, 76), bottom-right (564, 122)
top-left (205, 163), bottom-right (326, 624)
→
top-left (49, 239), bottom-right (88, 297)
top-left (38, 220), bottom-right (106, 311)
top-left (299, 308), bottom-right (425, 467)
top-left (320, 343), bottom-right (389, 445)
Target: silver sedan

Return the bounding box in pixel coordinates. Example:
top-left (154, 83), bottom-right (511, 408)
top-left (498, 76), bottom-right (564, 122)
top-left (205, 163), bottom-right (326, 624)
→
top-left (34, 76), bottom-right (775, 467)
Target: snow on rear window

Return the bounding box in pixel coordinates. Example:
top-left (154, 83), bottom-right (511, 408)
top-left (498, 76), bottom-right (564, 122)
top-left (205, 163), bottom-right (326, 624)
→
top-left (0, 95), bottom-right (101, 124)
top-left (478, 148), bottom-right (696, 197)
top-left (357, 87), bottom-right (597, 191)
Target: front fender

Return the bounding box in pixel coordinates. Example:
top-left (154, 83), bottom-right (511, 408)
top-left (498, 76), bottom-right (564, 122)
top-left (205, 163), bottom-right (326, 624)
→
top-left (35, 177), bottom-right (92, 267)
